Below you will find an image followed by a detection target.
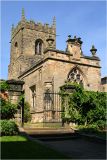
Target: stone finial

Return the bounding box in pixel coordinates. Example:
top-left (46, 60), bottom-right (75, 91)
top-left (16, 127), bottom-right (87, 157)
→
top-left (46, 35), bottom-right (54, 48)
top-left (90, 45), bottom-right (97, 56)
top-left (66, 35), bottom-right (83, 45)
top-left (21, 8), bottom-right (26, 21)
top-left (74, 35), bottom-right (77, 39)
top-left (52, 16), bottom-right (56, 28)
top-left (68, 35), bottom-right (71, 39)
top-left (45, 23), bottom-right (49, 26)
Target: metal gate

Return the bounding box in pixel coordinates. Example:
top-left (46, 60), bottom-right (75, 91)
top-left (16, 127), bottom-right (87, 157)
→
top-left (43, 92), bottom-right (62, 122)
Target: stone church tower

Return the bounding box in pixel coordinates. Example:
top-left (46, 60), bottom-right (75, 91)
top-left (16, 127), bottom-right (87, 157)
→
top-left (8, 9), bottom-right (56, 79)
top-left (8, 9), bottom-right (102, 123)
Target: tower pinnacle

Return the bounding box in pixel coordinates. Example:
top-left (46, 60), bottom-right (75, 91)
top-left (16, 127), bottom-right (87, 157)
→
top-left (52, 16), bottom-right (56, 28)
top-left (21, 8), bottom-right (26, 21)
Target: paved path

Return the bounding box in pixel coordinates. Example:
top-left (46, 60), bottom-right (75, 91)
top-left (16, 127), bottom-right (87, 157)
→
top-left (42, 137), bottom-right (106, 159)
top-left (22, 127), bottom-right (106, 159)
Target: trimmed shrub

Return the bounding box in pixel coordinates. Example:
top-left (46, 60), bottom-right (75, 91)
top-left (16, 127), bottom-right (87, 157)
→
top-left (24, 102), bottom-right (31, 123)
top-left (0, 120), bottom-right (19, 136)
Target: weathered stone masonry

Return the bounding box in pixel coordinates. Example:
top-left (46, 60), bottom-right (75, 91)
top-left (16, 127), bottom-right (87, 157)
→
top-left (8, 9), bottom-right (104, 123)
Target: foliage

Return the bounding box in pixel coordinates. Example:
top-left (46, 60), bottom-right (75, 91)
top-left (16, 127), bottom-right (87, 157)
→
top-left (77, 124), bottom-right (99, 131)
top-left (24, 102), bottom-right (31, 122)
top-left (18, 94), bottom-right (31, 122)
top-left (85, 92), bottom-right (106, 126)
top-left (1, 98), bottom-right (17, 120)
top-left (93, 120), bottom-right (106, 130)
top-left (60, 82), bottom-right (106, 130)
top-left (0, 120), bottom-right (19, 136)
top-left (18, 94), bottom-right (24, 102)
top-left (0, 82), bottom-right (19, 136)
top-left (60, 83), bottom-right (85, 123)
top-left (0, 81), bottom-right (9, 91)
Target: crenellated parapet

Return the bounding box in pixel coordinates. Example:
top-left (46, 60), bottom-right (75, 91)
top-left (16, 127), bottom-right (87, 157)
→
top-left (9, 8), bottom-right (56, 79)
top-left (11, 18), bottom-right (56, 40)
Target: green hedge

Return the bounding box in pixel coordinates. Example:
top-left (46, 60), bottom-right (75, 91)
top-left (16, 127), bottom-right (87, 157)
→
top-left (0, 120), bottom-right (19, 136)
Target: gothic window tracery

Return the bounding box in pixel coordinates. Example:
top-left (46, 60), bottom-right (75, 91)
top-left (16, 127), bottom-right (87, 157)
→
top-left (68, 68), bottom-right (84, 86)
top-left (35, 39), bottom-right (43, 54)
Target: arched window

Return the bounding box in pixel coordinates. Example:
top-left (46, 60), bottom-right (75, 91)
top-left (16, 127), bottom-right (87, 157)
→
top-left (68, 67), bottom-right (84, 86)
top-left (35, 39), bottom-right (43, 54)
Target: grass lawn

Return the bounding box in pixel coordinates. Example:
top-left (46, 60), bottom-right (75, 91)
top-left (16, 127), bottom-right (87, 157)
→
top-left (0, 135), bottom-right (68, 159)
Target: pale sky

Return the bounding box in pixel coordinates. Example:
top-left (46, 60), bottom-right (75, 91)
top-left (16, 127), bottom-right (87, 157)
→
top-left (1, 1), bottom-right (106, 79)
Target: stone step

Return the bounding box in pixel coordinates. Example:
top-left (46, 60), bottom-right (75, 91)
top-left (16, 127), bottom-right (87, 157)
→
top-left (24, 122), bottom-right (63, 128)
top-left (24, 127), bottom-right (71, 130)
top-left (24, 127), bottom-right (74, 133)
top-left (24, 130), bottom-right (74, 135)
top-left (23, 127), bottom-right (75, 137)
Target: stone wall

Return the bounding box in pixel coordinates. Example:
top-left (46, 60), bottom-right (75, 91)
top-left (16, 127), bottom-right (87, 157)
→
top-left (101, 77), bottom-right (107, 92)
top-left (19, 49), bottom-right (101, 123)
top-left (43, 59), bottom-right (101, 92)
top-left (23, 28), bottom-right (56, 56)
top-left (21, 65), bottom-right (44, 122)
top-left (8, 18), bottom-right (56, 80)
top-left (42, 49), bottom-right (101, 92)
top-left (8, 12), bottom-right (102, 123)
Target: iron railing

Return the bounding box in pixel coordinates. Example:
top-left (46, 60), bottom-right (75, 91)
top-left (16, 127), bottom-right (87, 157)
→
top-left (43, 92), bottom-right (62, 122)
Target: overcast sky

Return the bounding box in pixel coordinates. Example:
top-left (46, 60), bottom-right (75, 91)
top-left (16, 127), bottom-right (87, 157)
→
top-left (1, 1), bottom-right (106, 79)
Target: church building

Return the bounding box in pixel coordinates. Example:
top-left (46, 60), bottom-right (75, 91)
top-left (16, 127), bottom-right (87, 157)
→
top-left (8, 9), bottom-right (103, 123)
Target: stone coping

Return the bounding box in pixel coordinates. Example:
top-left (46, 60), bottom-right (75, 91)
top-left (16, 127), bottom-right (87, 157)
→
top-left (81, 55), bottom-right (100, 61)
top-left (6, 79), bottom-right (25, 84)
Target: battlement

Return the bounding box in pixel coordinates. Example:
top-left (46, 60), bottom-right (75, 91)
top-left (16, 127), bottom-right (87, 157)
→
top-left (11, 9), bottom-right (56, 40)
top-left (11, 20), bottom-right (56, 39)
